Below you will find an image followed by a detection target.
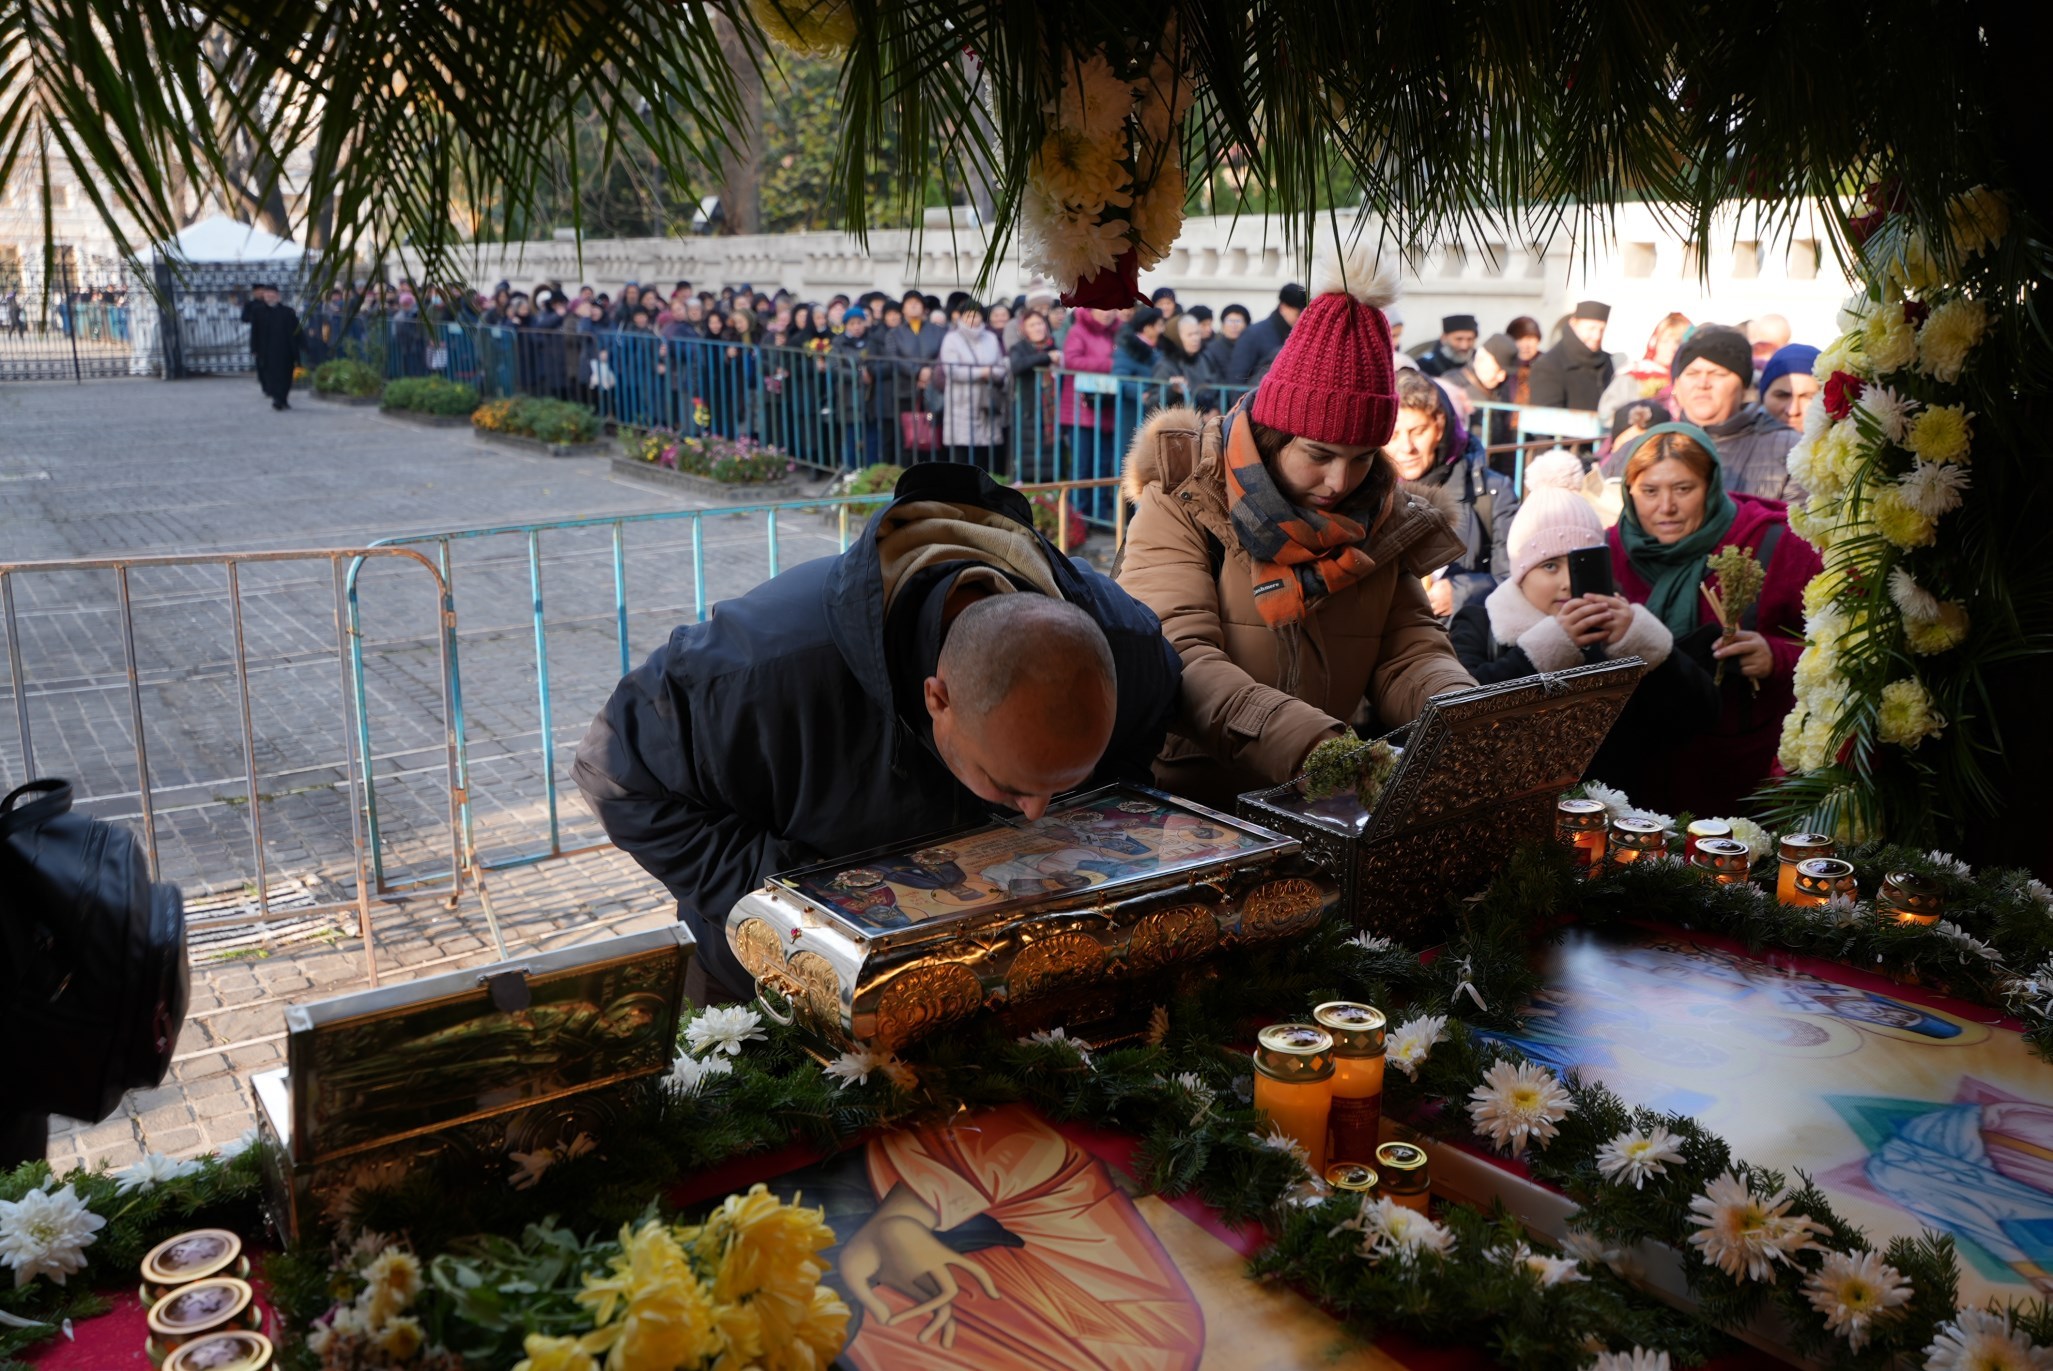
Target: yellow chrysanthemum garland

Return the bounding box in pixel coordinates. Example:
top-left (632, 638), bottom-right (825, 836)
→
top-left (1776, 186), bottom-right (2008, 807)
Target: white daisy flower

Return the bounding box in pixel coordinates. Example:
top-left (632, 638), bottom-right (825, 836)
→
top-left (2023, 878), bottom-right (2052, 911)
top-left (1889, 566), bottom-right (1943, 622)
top-left (1855, 382), bottom-right (1917, 442)
top-left (1933, 921), bottom-right (2001, 963)
top-left (683, 1005), bottom-right (766, 1057)
top-left (1386, 1014), bottom-right (1447, 1080)
top-left (667, 1052), bottom-right (735, 1096)
top-left (215, 1127), bottom-right (262, 1161)
top-left (1590, 1350), bottom-right (1672, 1371)
top-left (1254, 1128), bottom-right (1313, 1178)
top-left (1685, 1171), bottom-right (1831, 1283)
top-left (1922, 1306), bottom-right (2053, 1371)
top-left (0, 1183), bottom-right (107, 1288)
top-left (1925, 850), bottom-right (1972, 877)
top-left (1802, 1248), bottom-right (1912, 1353)
top-left (1581, 781), bottom-right (1631, 817)
top-left (1021, 1026), bottom-right (1094, 1067)
top-left (1595, 1125), bottom-right (1685, 1190)
top-left (1491, 1241), bottom-right (1586, 1287)
top-left (823, 1049), bottom-right (915, 1092)
top-left (1165, 1071), bottom-right (1217, 1126)
top-left (1897, 460), bottom-right (1972, 519)
top-left (1466, 1060), bottom-right (1573, 1156)
top-left (114, 1152), bottom-right (201, 1195)
top-left (1357, 1197), bottom-right (1456, 1264)
top-left (1348, 931), bottom-right (1394, 953)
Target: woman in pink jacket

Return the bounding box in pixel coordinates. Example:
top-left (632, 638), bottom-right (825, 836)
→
top-left (1057, 308), bottom-right (1119, 492)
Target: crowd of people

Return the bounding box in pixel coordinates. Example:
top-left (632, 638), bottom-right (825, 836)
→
top-left (569, 257), bottom-right (1831, 997)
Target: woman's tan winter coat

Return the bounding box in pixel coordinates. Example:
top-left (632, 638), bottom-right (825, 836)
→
top-left (1115, 406), bottom-right (1477, 809)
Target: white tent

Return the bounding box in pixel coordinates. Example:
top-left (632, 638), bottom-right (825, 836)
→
top-left (129, 216), bottom-right (308, 375)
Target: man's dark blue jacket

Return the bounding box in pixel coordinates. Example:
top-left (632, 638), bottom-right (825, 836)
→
top-left (571, 463), bottom-right (1182, 997)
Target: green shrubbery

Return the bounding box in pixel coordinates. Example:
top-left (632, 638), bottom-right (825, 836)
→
top-left (381, 376), bottom-right (479, 416)
top-left (623, 428), bottom-right (798, 483)
top-left (311, 358), bottom-right (382, 397)
top-left (472, 396), bottom-right (602, 445)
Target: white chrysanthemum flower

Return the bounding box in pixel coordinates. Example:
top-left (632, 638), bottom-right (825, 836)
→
top-left (114, 1152), bottom-right (200, 1195)
top-left (684, 1004), bottom-right (767, 1057)
top-left (1130, 161), bottom-right (1186, 270)
top-left (1591, 1350), bottom-right (1672, 1371)
top-left (668, 1051), bottom-right (734, 1096)
top-left (1254, 1128), bottom-right (1313, 1177)
top-left (1582, 781), bottom-right (1631, 818)
top-left (1022, 1025), bottom-right (1095, 1067)
top-left (2026, 879), bottom-right (2052, 909)
top-left (1922, 1306), bottom-right (2053, 1371)
top-left (1854, 383), bottom-right (1916, 443)
top-left (1685, 1171), bottom-right (1831, 1283)
top-left (1467, 1060), bottom-right (1573, 1155)
top-left (1917, 297), bottom-right (1987, 383)
top-left (1559, 1228), bottom-right (1645, 1280)
top-left (1813, 333), bottom-right (1863, 384)
top-left (1621, 806), bottom-right (1675, 832)
top-left (1802, 1249), bottom-right (1912, 1353)
top-left (1048, 49), bottom-right (1136, 141)
top-left (824, 1048), bottom-right (915, 1091)
top-left (1386, 1014), bottom-right (1448, 1079)
top-left (1492, 1241), bottom-right (1586, 1287)
top-left (1862, 304), bottom-right (1918, 374)
top-left (1926, 850), bottom-right (1973, 877)
top-left (1835, 293), bottom-right (1874, 334)
top-left (1947, 186), bottom-right (2011, 257)
top-left (216, 1127), bottom-right (262, 1161)
top-left (1167, 1071), bottom-right (1217, 1126)
top-left (1595, 1126), bottom-right (1685, 1190)
top-left (1357, 1197), bottom-right (1455, 1264)
top-left (1934, 920), bottom-right (2000, 962)
top-left (0, 1183), bottom-right (107, 1288)
top-left (1349, 931), bottom-right (1394, 953)
top-left (1721, 817), bottom-right (1772, 864)
top-left (1032, 130), bottom-right (1132, 215)
top-left (1889, 566), bottom-right (1943, 622)
top-left (1803, 390), bottom-right (1834, 443)
top-left (1897, 461), bottom-right (1971, 522)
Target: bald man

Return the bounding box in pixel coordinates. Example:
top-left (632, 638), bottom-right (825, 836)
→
top-left (572, 463), bottom-right (1181, 999)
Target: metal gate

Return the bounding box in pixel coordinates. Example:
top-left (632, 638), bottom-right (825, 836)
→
top-left (0, 262), bottom-right (145, 382)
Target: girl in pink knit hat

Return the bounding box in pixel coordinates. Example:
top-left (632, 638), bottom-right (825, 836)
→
top-left (1115, 247), bottom-right (1479, 810)
top-left (1446, 484), bottom-right (1719, 798)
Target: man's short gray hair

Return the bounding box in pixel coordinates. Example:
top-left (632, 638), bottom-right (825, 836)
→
top-left (937, 594), bottom-right (1116, 722)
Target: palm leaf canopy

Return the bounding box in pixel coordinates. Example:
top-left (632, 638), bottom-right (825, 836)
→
top-left (1, 0), bottom-right (2039, 281)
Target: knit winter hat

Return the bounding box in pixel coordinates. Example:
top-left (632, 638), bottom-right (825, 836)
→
top-left (1670, 324), bottom-right (1754, 384)
top-left (1507, 485), bottom-right (1606, 586)
top-left (1523, 447), bottom-right (1588, 492)
top-left (1249, 247), bottom-right (1400, 447)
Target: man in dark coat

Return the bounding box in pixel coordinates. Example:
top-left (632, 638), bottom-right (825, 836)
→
top-left (1415, 313), bottom-right (1479, 378)
top-left (571, 463), bottom-right (1183, 999)
top-left (242, 284), bottom-right (299, 410)
top-left (1225, 283), bottom-right (1305, 386)
top-left (1526, 299), bottom-right (1615, 412)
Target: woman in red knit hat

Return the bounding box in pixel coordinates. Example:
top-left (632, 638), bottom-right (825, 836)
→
top-left (1115, 249), bottom-right (1476, 809)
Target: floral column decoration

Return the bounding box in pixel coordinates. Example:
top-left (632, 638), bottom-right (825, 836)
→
top-left (1774, 185), bottom-right (2012, 835)
top-left (1019, 30), bottom-right (1197, 307)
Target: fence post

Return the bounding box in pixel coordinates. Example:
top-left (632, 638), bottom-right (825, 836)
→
top-left (152, 260), bottom-right (186, 380)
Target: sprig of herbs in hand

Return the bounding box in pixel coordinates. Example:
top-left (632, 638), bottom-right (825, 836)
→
top-left (1700, 545), bottom-right (1766, 689)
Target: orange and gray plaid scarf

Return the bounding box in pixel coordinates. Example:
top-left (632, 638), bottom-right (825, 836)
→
top-left (1223, 407), bottom-right (1378, 628)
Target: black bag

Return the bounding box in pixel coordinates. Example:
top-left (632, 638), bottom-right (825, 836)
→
top-left (1, 779), bottom-right (189, 1123)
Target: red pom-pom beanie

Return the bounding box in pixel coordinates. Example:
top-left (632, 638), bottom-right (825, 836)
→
top-left (1249, 252), bottom-right (1401, 448)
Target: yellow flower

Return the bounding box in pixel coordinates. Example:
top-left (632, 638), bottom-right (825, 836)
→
top-left (364, 1249), bottom-right (423, 1304)
top-left (1877, 678), bottom-right (1944, 749)
top-left (747, 0), bottom-right (855, 56)
top-left (1812, 333), bottom-right (1863, 384)
top-left (580, 1221), bottom-right (719, 1371)
top-left (711, 1301), bottom-right (764, 1371)
top-left (376, 1315), bottom-right (424, 1360)
top-left (1860, 304), bottom-right (1917, 374)
top-left (1947, 186), bottom-right (2010, 257)
top-left (1873, 486), bottom-right (1936, 550)
top-left (1801, 564), bottom-right (1849, 618)
top-left (1032, 130), bottom-right (1132, 214)
top-left (514, 1333), bottom-right (601, 1371)
top-left (1916, 297), bottom-right (1986, 383)
top-left (1904, 404), bottom-right (1973, 465)
top-left (788, 1283), bottom-right (851, 1371)
top-left (1904, 601), bottom-right (1970, 655)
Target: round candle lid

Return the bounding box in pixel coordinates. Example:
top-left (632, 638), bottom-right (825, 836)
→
top-left (1686, 818), bottom-right (1734, 840)
top-left (1609, 817), bottom-right (1665, 846)
top-left (1796, 857), bottom-right (1855, 881)
top-left (1778, 832), bottom-right (1835, 862)
top-left (1556, 798), bottom-right (1607, 823)
top-left (1375, 1141), bottom-right (1430, 1184)
top-left (164, 1330), bottom-right (274, 1371)
top-left (1881, 871), bottom-right (1946, 913)
top-left (143, 1229), bottom-right (243, 1288)
top-left (1254, 1023), bottom-right (1334, 1081)
top-left (1325, 1162), bottom-right (1379, 1192)
top-left (148, 1277), bottom-right (254, 1338)
top-left (1313, 1002), bottom-right (1387, 1053)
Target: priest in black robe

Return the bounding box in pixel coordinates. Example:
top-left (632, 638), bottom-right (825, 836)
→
top-left (241, 283), bottom-right (300, 410)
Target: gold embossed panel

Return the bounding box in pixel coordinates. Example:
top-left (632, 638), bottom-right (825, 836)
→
top-left (732, 917), bottom-right (785, 980)
top-left (1127, 904), bottom-right (1221, 971)
top-left (873, 962), bottom-right (986, 1051)
top-left (1241, 877), bottom-right (1328, 937)
top-left (1005, 930), bottom-right (1108, 1001)
top-left (786, 950), bottom-right (845, 1028)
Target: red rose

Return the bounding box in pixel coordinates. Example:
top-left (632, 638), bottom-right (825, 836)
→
top-left (1823, 370), bottom-right (1865, 423)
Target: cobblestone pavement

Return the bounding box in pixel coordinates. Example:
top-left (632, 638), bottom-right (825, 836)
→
top-left (0, 376), bottom-right (873, 1170)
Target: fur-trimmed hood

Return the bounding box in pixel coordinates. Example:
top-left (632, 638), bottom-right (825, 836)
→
top-left (1122, 404), bottom-right (1466, 572)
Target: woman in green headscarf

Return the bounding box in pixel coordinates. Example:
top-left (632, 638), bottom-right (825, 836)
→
top-left (1604, 421), bottom-right (1822, 817)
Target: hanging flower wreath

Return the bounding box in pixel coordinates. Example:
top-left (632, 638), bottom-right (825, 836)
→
top-left (1018, 28), bottom-right (1197, 306)
top-left (1774, 184), bottom-right (2013, 835)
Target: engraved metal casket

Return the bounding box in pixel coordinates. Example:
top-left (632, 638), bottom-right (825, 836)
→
top-left (1238, 661), bottom-right (1647, 941)
top-left (725, 785), bottom-right (1338, 1052)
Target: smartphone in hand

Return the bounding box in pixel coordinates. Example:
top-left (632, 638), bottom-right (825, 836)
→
top-left (1567, 546), bottom-right (1616, 600)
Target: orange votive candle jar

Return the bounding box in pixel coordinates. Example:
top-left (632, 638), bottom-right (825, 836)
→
top-left (1777, 833), bottom-right (1836, 904)
top-left (1690, 837), bottom-right (1753, 885)
top-left (1556, 798), bottom-right (1609, 873)
top-left (1878, 870), bottom-right (1944, 926)
top-left (1375, 1140), bottom-right (1432, 1213)
top-left (1684, 818), bottom-right (1732, 861)
top-left (1315, 1001), bottom-right (1386, 1167)
top-left (1253, 1023), bottom-right (1335, 1177)
top-left (1608, 817), bottom-right (1666, 866)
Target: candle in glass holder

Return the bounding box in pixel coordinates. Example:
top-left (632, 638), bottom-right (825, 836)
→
top-left (1878, 871), bottom-right (1945, 926)
top-left (1608, 817), bottom-right (1665, 866)
top-left (1325, 1162), bottom-right (1379, 1197)
top-left (1374, 1140), bottom-right (1432, 1213)
top-left (1315, 1001), bottom-right (1386, 1167)
top-left (1253, 1024), bottom-right (1335, 1177)
top-left (1690, 837), bottom-right (1753, 885)
top-left (1792, 857), bottom-right (1857, 907)
top-left (1684, 818), bottom-right (1733, 860)
top-left (1777, 833), bottom-right (1836, 903)
top-left (1556, 798), bottom-right (1609, 872)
